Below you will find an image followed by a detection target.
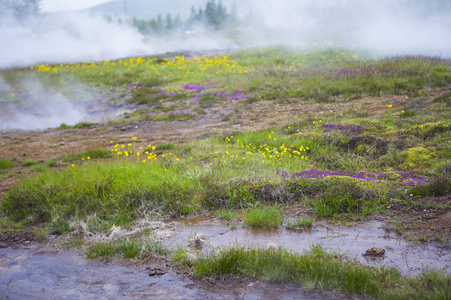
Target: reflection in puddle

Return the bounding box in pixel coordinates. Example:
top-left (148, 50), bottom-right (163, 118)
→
top-left (165, 217), bottom-right (450, 275)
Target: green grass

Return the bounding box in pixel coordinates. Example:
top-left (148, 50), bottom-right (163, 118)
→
top-left (154, 143), bottom-right (176, 151)
top-left (285, 216), bottom-right (315, 229)
top-left (46, 159), bottom-right (57, 167)
top-left (190, 245), bottom-right (450, 299)
top-left (216, 209), bottom-right (239, 221)
top-left (170, 246), bottom-right (196, 268)
top-left (29, 165), bottom-right (47, 172)
top-left (150, 112), bottom-right (194, 121)
top-left (1, 48), bottom-right (451, 299)
top-left (243, 204), bottom-right (283, 228)
top-left (62, 149), bottom-right (111, 162)
top-left (86, 238), bottom-right (142, 259)
top-left (3, 47), bottom-right (447, 108)
top-left (21, 159), bottom-right (39, 167)
top-left (86, 238), bottom-right (166, 259)
top-left (74, 122), bottom-right (98, 128)
top-left (312, 180), bottom-right (381, 218)
top-left (1, 46), bottom-right (451, 233)
top-left (0, 112), bottom-right (446, 228)
top-left (0, 159), bottom-right (15, 170)
top-left (60, 237), bottom-right (84, 249)
top-left (33, 227), bottom-right (47, 240)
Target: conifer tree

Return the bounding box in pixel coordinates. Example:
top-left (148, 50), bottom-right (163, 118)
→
top-left (166, 13), bottom-right (173, 30)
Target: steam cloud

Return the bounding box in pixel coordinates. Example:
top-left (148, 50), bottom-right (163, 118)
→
top-left (0, 11), bottom-right (236, 69)
top-left (0, 73), bottom-right (100, 130)
top-left (245, 0), bottom-right (451, 56)
top-left (1, 0), bottom-right (450, 130)
top-left (1, 0), bottom-right (450, 69)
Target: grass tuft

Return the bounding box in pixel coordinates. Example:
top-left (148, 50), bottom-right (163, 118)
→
top-left (21, 159), bottom-right (39, 167)
top-left (216, 209), bottom-right (239, 221)
top-left (0, 159), bottom-right (15, 170)
top-left (243, 204), bottom-right (283, 228)
top-left (85, 238), bottom-right (167, 259)
top-left (285, 216), bottom-right (315, 229)
top-left (192, 245), bottom-right (451, 299)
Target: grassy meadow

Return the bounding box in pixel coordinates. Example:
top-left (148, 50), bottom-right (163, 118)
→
top-left (1, 44), bottom-right (451, 298)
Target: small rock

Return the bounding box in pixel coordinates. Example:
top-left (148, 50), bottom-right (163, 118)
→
top-left (147, 267), bottom-right (166, 276)
top-left (188, 233), bottom-right (207, 249)
top-left (363, 247), bottom-right (385, 257)
top-left (48, 229), bottom-right (60, 235)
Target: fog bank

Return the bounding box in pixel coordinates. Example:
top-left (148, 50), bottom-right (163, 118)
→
top-left (1, 0), bottom-right (450, 69)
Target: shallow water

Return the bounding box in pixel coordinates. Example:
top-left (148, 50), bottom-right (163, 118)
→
top-left (1, 217), bottom-right (449, 299)
top-left (164, 217), bottom-right (450, 275)
top-left (0, 246), bottom-right (341, 300)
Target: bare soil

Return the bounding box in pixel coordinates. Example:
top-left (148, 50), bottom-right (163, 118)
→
top-left (384, 196), bottom-right (451, 247)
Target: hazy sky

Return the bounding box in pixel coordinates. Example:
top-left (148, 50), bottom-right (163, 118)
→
top-left (41, 0), bottom-right (112, 12)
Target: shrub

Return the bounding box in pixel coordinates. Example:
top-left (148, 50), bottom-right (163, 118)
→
top-left (312, 181), bottom-right (378, 217)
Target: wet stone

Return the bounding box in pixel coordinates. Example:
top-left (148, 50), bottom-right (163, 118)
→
top-left (147, 267), bottom-right (166, 277)
top-left (363, 247), bottom-right (386, 257)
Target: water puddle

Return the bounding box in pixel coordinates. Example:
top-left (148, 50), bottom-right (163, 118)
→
top-left (162, 217), bottom-right (450, 275)
top-left (0, 246), bottom-right (340, 299)
top-left (1, 217), bottom-right (449, 299)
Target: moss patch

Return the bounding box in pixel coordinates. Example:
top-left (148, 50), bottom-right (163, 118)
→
top-left (400, 147), bottom-right (432, 169)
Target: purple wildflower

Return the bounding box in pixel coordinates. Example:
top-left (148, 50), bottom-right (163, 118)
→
top-left (191, 93), bottom-right (203, 102)
top-left (182, 84), bottom-right (206, 91)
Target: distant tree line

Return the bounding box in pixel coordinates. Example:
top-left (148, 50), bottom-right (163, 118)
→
top-left (132, 13), bottom-right (183, 35)
top-left (189, 0), bottom-right (237, 29)
top-left (130, 0), bottom-right (238, 36)
top-left (1, 0), bottom-right (41, 20)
